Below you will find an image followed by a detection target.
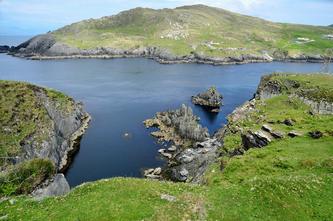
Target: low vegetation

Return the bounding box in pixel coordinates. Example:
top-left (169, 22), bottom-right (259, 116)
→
top-left (1, 74), bottom-right (332, 220)
top-left (53, 5), bottom-right (333, 58)
top-left (0, 81), bottom-right (77, 198)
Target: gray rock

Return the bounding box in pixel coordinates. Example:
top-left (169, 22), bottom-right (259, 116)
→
top-left (262, 124), bottom-right (273, 133)
top-left (270, 131), bottom-right (285, 139)
top-left (288, 131), bottom-right (303, 138)
top-left (160, 194), bottom-right (177, 202)
top-left (284, 119), bottom-right (295, 126)
top-left (168, 145), bottom-right (177, 152)
top-left (309, 131), bottom-right (323, 139)
top-left (242, 130), bottom-right (272, 149)
top-left (32, 174), bottom-right (70, 201)
top-left (192, 87), bottom-right (223, 112)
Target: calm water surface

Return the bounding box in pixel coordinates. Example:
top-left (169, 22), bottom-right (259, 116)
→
top-left (1, 37), bottom-right (330, 186)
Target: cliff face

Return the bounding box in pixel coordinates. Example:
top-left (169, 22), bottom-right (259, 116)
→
top-left (0, 81), bottom-right (90, 197)
top-left (20, 89), bottom-right (90, 171)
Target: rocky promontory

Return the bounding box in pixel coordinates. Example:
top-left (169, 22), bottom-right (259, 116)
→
top-left (215, 73), bottom-right (333, 158)
top-left (0, 81), bottom-right (90, 199)
top-left (192, 86), bottom-right (223, 112)
top-left (144, 104), bottom-right (221, 183)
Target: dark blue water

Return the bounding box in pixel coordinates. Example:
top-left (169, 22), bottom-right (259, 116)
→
top-left (1, 37), bottom-right (330, 187)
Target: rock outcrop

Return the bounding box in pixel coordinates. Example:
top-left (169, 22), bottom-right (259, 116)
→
top-left (0, 81), bottom-right (90, 198)
top-left (32, 173), bottom-right (70, 200)
top-left (144, 104), bottom-right (209, 147)
top-left (192, 87), bottom-right (223, 112)
top-left (144, 104), bottom-right (220, 183)
top-left (255, 74), bottom-right (333, 115)
top-left (19, 89), bottom-right (91, 171)
top-left (0, 45), bottom-right (10, 53)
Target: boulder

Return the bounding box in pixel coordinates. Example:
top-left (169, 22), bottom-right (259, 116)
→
top-left (309, 131), bottom-right (323, 139)
top-left (160, 194), bottom-right (177, 202)
top-left (32, 174), bottom-right (70, 201)
top-left (288, 131), bottom-right (303, 138)
top-left (192, 87), bottom-right (223, 112)
top-left (242, 130), bottom-right (272, 149)
top-left (284, 119), bottom-right (295, 126)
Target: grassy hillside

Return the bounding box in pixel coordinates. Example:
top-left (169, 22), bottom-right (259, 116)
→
top-left (1, 74), bottom-right (332, 220)
top-left (53, 5), bottom-right (333, 57)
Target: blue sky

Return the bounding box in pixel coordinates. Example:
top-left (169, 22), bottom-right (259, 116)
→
top-left (0, 0), bottom-right (332, 35)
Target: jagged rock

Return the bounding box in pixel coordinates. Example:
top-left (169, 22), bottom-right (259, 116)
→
top-left (144, 104), bottom-right (209, 147)
top-left (0, 45), bottom-right (10, 53)
top-left (160, 194), bottom-right (177, 202)
top-left (270, 131), bottom-right (285, 139)
top-left (242, 130), bottom-right (272, 149)
top-left (161, 152), bottom-right (173, 159)
top-left (262, 124), bottom-right (273, 132)
top-left (192, 87), bottom-right (223, 112)
top-left (153, 167), bottom-right (162, 175)
top-left (32, 174), bottom-right (70, 201)
top-left (288, 131), bottom-right (303, 138)
top-left (169, 138), bottom-right (221, 183)
top-left (168, 145), bottom-right (177, 152)
top-left (284, 119), bottom-right (295, 126)
top-left (309, 131), bottom-right (323, 139)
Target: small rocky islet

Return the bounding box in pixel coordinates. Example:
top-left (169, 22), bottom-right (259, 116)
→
top-left (191, 86), bottom-right (223, 112)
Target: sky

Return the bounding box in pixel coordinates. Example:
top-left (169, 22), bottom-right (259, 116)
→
top-left (0, 0), bottom-right (332, 35)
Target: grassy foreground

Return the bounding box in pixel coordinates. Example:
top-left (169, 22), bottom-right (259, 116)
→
top-left (1, 74), bottom-right (333, 220)
top-left (53, 5), bottom-right (333, 58)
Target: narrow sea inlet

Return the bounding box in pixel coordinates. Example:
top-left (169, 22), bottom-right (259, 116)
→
top-left (0, 52), bottom-right (330, 186)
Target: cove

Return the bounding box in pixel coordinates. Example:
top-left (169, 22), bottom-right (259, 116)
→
top-left (0, 53), bottom-right (330, 187)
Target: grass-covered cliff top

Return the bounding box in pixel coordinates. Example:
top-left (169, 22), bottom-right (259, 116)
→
top-left (259, 73), bottom-right (333, 102)
top-left (52, 5), bottom-right (333, 57)
top-left (2, 74), bottom-right (332, 220)
top-left (0, 81), bottom-right (75, 166)
top-left (0, 81), bottom-right (76, 196)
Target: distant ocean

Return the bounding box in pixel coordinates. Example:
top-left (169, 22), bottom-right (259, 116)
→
top-left (0, 35), bottom-right (32, 46)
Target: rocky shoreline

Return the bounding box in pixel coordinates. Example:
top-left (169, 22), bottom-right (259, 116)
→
top-left (143, 104), bottom-right (221, 183)
top-left (1, 33), bottom-right (328, 65)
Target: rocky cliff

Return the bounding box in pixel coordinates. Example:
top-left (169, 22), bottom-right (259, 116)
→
top-left (0, 81), bottom-right (90, 198)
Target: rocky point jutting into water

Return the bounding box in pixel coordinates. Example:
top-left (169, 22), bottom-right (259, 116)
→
top-left (0, 81), bottom-right (90, 199)
top-left (215, 73), bottom-right (333, 158)
top-left (192, 86), bottom-right (223, 112)
top-left (143, 104), bottom-right (221, 183)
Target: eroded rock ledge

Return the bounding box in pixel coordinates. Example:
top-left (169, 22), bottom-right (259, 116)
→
top-left (144, 104), bottom-right (221, 183)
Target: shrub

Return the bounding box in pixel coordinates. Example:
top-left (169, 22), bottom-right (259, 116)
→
top-left (0, 158), bottom-right (55, 197)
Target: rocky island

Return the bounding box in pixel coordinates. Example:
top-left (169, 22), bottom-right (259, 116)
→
top-left (192, 86), bottom-right (223, 112)
top-left (0, 81), bottom-right (90, 199)
top-left (5, 5), bottom-right (333, 64)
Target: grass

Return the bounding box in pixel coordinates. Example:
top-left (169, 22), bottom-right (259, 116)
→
top-left (0, 81), bottom-right (78, 198)
top-left (52, 5), bottom-right (333, 57)
top-left (1, 74), bottom-right (332, 220)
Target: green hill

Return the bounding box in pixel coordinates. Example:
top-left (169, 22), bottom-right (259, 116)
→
top-left (54, 5), bottom-right (333, 57)
top-left (13, 4), bottom-right (333, 63)
top-left (1, 74), bottom-right (333, 220)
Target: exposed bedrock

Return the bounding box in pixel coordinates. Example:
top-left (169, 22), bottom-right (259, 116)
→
top-left (144, 104), bottom-right (220, 183)
top-left (192, 87), bottom-right (223, 112)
